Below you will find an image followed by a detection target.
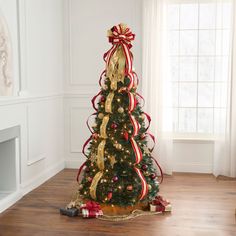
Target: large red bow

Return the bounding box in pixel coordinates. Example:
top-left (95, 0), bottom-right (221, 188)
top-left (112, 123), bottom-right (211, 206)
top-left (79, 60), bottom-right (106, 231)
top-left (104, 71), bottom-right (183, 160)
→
top-left (108, 24), bottom-right (135, 46)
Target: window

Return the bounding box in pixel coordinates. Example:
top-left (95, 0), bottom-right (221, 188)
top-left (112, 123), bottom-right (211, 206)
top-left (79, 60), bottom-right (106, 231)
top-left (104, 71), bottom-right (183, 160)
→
top-left (166, 0), bottom-right (233, 136)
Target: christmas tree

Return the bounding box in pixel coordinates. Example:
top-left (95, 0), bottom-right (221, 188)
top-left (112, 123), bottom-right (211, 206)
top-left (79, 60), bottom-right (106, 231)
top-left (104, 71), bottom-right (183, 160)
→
top-left (77, 24), bottom-right (163, 210)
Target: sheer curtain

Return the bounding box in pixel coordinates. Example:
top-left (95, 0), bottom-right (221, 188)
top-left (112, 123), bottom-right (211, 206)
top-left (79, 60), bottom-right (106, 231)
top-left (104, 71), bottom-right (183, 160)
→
top-left (142, 0), bottom-right (236, 177)
top-left (214, 0), bottom-right (236, 178)
top-left (142, 0), bottom-right (173, 175)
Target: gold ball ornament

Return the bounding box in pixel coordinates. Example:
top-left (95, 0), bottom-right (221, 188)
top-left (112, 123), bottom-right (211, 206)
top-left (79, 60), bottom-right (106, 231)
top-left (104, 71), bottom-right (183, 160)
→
top-left (117, 98), bottom-right (121, 103)
top-left (141, 113), bottom-right (146, 120)
top-left (98, 113), bottom-right (104, 119)
top-left (148, 184), bottom-right (152, 190)
top-left (118, 107), bottom-right (124, 113)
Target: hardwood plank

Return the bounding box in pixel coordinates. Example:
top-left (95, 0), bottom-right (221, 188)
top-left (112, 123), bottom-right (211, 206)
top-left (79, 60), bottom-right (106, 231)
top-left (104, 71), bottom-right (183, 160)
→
top-left (0, 169), bottom-right (236, 236)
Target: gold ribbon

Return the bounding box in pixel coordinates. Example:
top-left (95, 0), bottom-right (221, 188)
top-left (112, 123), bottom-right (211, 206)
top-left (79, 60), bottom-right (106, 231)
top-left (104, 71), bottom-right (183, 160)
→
top-left (105, 92), bottom-right (114, 113)
top-left (96, 139), bottom-right (106, 170)
top-left (89, 140), bottom-right (106, 199)
top-left (107, 46), bottom-right (126, 90)
top-left (100, 115), bottom-right (109, 139)
top-left (90, 171), bottom-right (103, 200)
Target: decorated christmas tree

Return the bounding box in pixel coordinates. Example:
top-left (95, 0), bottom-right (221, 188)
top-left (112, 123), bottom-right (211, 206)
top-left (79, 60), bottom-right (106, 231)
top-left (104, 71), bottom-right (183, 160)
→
top-left (62, 23), bottom-right (171, 219)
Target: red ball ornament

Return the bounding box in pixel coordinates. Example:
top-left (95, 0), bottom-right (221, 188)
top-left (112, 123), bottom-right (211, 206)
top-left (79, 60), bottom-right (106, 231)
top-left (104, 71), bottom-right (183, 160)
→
top-left (150, 173), bottom-right (156, 179)
top-left (92, 133), bottom-right (98, 139)
top-left (113, 176), bottom-right (118, 182)
top-left (140, 134), bottom-right (146, 140)
top-left (107, 191), bottom-right (112, 200)
top-left (85, 166), bottom-right (90, 172)
top-left (111, 123), bottom-right (118, 129)
top-left (87, 176), bottom-right (93, 182)
top-left (127, 185), bottom-right (133, 191)
top-left (142, 164), bottom-right (148, 171)
top-left (100, 96), bottom-right (106, 102)
top-left (123, 131), bottom-right (129, 141)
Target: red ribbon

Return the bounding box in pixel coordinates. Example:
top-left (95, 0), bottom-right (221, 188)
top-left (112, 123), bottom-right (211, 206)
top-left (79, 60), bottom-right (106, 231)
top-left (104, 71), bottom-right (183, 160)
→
top-left (82, 135), bottom-right (92, 158)
top-left (76, 161), bottom-right (87, 182)
top-left (151, 156), bottom-right (163, 184)
top-left (86, 112), bottom-right (97, 134)
top-left (143, 112), bottom-right (151, 131)
top-left (91, 91), bottom-right (102, 111)
top-left (99, 70), bottom-right (106, 87)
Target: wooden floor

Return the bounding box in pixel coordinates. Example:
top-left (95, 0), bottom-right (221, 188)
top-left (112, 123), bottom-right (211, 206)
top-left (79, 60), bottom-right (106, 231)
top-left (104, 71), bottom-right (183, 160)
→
top-left (0, 169), bottom-right (236, 236)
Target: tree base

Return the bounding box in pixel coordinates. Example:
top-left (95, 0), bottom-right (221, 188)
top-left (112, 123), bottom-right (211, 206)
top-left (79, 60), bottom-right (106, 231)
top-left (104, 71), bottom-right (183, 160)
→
top-left (100, 202), bottom-right (149, 216)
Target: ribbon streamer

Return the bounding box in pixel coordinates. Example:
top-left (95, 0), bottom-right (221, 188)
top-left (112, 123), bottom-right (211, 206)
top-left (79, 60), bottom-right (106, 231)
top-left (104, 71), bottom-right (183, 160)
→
top-left (130, 137), bottom-right (142, 164)
top-left (134, 167), bottom-right (148, 200)
top-left (96, 140), bottom-right (106, 170)
top-left (130, 115), bottom-right (140, 137)
top-left (86, 112), bottom-right (97, 134)
top-left (82, 135), bottom-right (92, 158)
top-left (100, 115), bottom-right (109, 139)
top-left (92, 91), bottom-right (102, 111)
top-left (90, 171), bottom-right (103, 200)
top-left (105, 92), bottom-right (114, 113)
top-left (89, 139), bottom-right (106, 199)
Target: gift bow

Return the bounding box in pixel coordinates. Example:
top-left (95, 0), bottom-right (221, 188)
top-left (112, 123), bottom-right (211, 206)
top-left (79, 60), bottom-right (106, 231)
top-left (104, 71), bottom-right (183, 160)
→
top-left (108, 24), bottom-right (135, 46)
top-left (81, 201), bottom-right (101, 211)
top-left (152, 196), bottom-right (170, 207)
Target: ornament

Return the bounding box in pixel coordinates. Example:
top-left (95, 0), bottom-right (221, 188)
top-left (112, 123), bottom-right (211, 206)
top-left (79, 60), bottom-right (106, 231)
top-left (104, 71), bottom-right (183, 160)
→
top-left (116, 98), bottom-right (121, 103)
top-left (98, 113), bottom-right (104, 119)
top-left (142, 164), bottom-right (148, 171)
top-left (87, 177), bottom-right (93, 182)
top-left (114, 143), bottom-right (122, 150)
top-left (150, 173), bottom-right (156, 179)
top-left (113, 176), bottom-right (118, 182)
top-left (78, 184), bottom-right (83, 190)
top-left (140, 113), bottom-right (145, 120)
top-left (123, 131), bottom-right (129, 141)
top-left (128, 129), bottom-right (132, 134)
top-left (127, 185), bottom-right (133, 191)
top-left (100, 96), bottom-right (106, 102)
top-left (111, 123), bottom-right (118, 129)
top-left (107, 191), bottom-right (112, 200)
top-left (92, 133), bottom-right (98, 139)
top-left (118, 185), bottom-right (122, 190)
top-left (85, 167), bottom-right (90, 173)
top-left (144, 171), bottom-right (150, 176)
top-left (148, 184), bottom-right (152, 190)
top-left (140, 134), bottom-right (146, 140)
top-left (118, 107), bottom-right (124, 113)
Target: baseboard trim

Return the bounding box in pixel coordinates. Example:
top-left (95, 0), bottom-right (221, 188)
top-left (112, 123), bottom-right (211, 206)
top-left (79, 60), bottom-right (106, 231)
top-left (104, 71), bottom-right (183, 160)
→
top-left (173, 163), bottom-right (212, 173)
top-left (0, 160), bottom-right (65, 214)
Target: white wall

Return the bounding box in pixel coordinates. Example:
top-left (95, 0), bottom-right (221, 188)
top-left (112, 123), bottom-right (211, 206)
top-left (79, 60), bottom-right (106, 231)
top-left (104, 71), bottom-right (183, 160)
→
top-left (0, 0), bottom-right (64, 212)
top-left (64, 0), bottom-right (143, 168)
